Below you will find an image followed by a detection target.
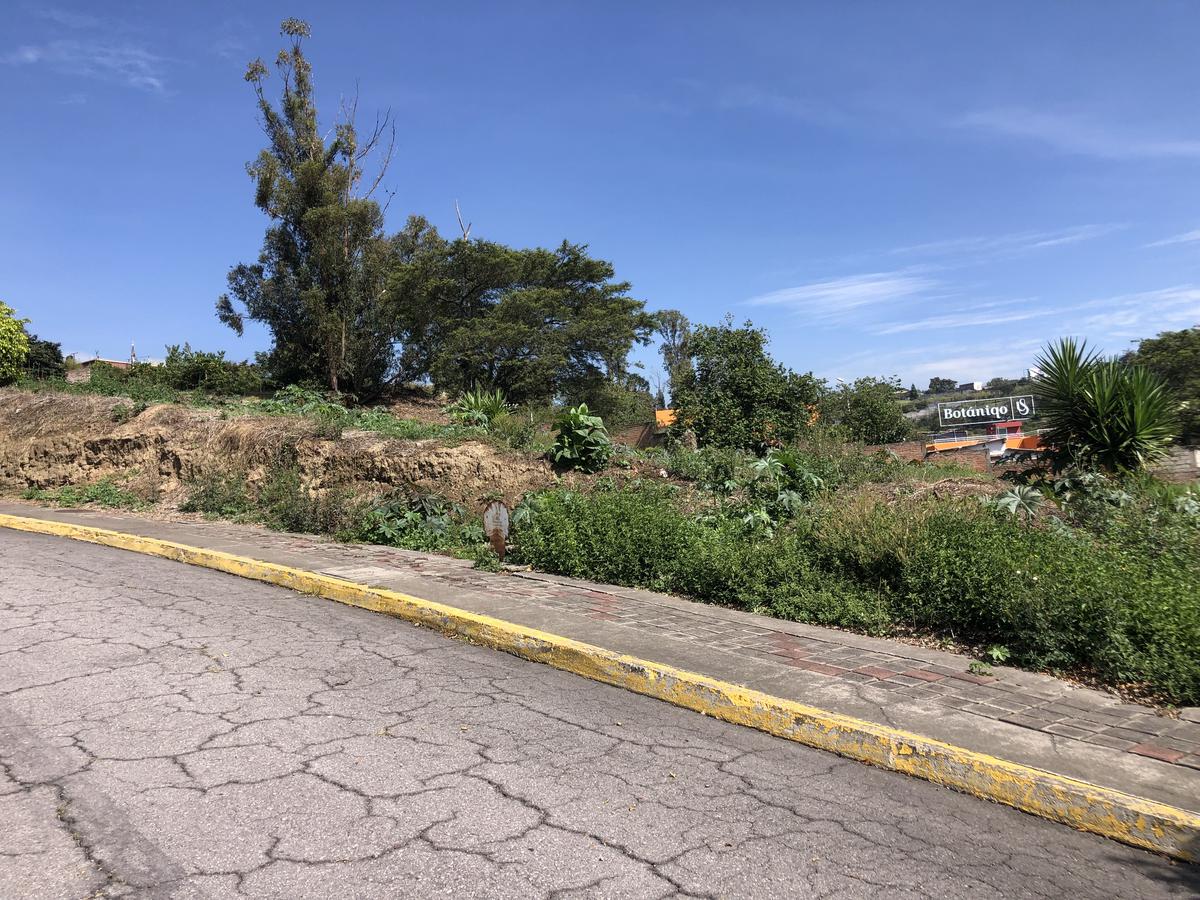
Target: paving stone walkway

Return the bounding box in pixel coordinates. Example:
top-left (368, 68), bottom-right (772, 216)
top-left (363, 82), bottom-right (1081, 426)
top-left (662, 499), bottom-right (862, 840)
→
top-left (2, 500), bottom-right (1197, 814)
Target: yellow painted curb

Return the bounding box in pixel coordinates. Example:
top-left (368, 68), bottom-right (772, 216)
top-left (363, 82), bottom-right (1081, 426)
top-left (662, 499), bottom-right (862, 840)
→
top-left (3, 512), bottom-right (1198, 862)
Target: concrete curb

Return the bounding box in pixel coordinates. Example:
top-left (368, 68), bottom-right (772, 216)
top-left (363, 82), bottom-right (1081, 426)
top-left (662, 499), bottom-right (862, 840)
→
top-left (4, 512), bottom-right (1197, 863)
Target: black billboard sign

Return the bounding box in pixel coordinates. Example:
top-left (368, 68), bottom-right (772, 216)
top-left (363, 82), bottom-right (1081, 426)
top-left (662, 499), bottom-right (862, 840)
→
top-left (938, 395), bottom-right (1035, 427)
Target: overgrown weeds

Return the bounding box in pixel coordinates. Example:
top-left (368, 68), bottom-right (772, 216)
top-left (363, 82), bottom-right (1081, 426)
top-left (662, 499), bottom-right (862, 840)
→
top-left (21, 477), bottom-right (145, 509)
top-left (511, 472), bottom-right (1200, 705)
top-left (176, 467), bottom-right (490, 558)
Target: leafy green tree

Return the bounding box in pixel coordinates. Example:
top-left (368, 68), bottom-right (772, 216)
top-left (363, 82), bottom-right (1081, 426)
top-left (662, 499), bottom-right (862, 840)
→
top-left (1034, 337), bottom-right (1176, 472)
top-left (1126, 326), bottom-right (1200, 443)
top-left (387, 219), bottom-right (654, 405)
top-left (672, 318), bottom-right (824, 450)
top-left (654, 309), bottom-right (691, 404)
top-left (216, 19), bottom-right (397, 398)
top-left (825, 377), bottom-right (913, 444)
top-left (22, 328), bottom-right (65, 378)
top-left (927, 377), bottom-right (956, 394)
top-left (0, 302), bottom-right (30, 384)
top-left (907, 383), bottom-right (918, 400)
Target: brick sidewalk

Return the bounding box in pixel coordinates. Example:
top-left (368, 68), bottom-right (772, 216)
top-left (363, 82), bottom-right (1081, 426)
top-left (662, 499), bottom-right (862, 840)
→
top-left (2, 500), bottom-right (1197, 812)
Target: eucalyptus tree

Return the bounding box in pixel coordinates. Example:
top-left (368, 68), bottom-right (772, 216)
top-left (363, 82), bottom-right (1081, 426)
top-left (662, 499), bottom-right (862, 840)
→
top-left (216, 18), bottom-right (398, 398)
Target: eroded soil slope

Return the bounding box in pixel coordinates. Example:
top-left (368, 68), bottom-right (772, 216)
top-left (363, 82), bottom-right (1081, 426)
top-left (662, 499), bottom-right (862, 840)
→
top-left (0, 390), bottom-right (555, 504)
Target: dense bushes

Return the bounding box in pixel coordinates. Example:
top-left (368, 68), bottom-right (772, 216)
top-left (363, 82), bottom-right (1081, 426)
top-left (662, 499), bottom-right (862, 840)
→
top-left (511, 481), bottom-right (890, 632)
top-left (158, 344), bottom-right (264, 394)
top-left (671, 319), bottom-right (824, 450)
top-left (180, 466), bottom-right (490, 559)
top-left (512, 479), bottom-right (1200, 704)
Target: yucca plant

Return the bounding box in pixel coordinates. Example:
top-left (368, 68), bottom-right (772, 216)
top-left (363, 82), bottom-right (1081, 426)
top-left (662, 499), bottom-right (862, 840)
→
top-left (445, 386), bottom-right (512, 430)
top-left (1033, 338), bottom-right (1176, 472)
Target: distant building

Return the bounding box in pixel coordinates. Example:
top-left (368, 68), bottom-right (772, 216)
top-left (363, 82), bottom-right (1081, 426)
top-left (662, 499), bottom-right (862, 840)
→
top-left (957, 381), bottom-right (983, 392)
top-left (614, 409), bottom-right (678, 449)
top-left (65, 357), bottom-right (132, 384)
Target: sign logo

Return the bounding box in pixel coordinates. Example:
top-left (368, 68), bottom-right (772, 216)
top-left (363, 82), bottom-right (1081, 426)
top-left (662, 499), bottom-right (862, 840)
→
top-left (938, 394), bottom-right (1035, 427)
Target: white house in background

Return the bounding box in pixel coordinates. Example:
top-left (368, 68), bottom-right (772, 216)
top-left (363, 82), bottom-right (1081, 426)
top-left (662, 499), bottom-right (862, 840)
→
top-left (957, 381), bottom-right (983, 392)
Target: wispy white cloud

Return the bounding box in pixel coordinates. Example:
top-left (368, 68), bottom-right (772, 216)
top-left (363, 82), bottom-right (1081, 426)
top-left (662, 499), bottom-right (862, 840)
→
top-left (2, 39), bottom-right (167, 93)
top-left (905, 353), bottom-right (1021, 380)
top-left (960, 107), bottom-right (1200, 160)
top-left (874, 300), bottom-right (1051, 335)
top-left (891, 223), bottom-right (1122, 261)
top-left (33, 7), bottom-right (100, 29)
top-left (1081, 286), bottom-right (1200, 336)
top-left (1144, 229), bottom-right (1200, 249)
top-left (747, 270), bottom-right (939, 320)
top-left (829, 337), bottom-right (1045, 385)
top-left (716, 85), bottom-right (817, 120)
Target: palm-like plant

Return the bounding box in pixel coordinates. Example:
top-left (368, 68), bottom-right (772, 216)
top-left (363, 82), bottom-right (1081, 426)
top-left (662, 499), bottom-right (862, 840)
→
top-left (1033, 338), bottom-right (1176, 472)
top-left (445, 386), bottom-right (512, 429)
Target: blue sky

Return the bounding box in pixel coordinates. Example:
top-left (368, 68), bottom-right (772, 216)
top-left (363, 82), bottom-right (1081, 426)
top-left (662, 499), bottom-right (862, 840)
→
top-left (3, 2), bottom-right (1199, 388)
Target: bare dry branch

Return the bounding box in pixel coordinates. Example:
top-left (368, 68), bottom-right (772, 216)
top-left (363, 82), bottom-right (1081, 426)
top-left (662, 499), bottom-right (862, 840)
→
top-left (362, 119), bottom-right (395, 200)
top-left (455, 199), bottom-right (472, 239)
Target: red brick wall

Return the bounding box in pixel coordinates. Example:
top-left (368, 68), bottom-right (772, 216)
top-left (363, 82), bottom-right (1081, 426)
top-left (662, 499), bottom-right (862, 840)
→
top-left (864, 439), bottom-right (926, 462)
top-left (612, 424), bottom-right (661, 449)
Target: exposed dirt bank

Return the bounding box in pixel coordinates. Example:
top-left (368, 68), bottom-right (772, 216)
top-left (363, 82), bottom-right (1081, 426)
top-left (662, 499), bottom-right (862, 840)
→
top-left (0, 390), bottom-right (556, 505)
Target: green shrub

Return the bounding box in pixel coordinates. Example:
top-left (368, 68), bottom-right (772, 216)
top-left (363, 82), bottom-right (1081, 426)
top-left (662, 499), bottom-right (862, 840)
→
top-left (257, 467), bottom-right (354, 535)
top-left (445, 386), bottom-right (511, 429)
top-left (110, 402), bottom-right (147, 424)
top-left (489, 409), bottom-right (542, 451)
top-left (513, 482), bottom-right (890, 630)
top-left (670, 318), bottom-right (823, 451)
top-left (180, 473), bottom-right (255, 519)
top-left (254, 386), bottom-right (479, 442)
top-left (343, 489), bottom-right (487, 555)
top-left (665, 446), bottom-right (751, 491)
top-left (160, 344), bottom-right (263, 395)
top-left (86, 362), bottom-right (179, 404)
top-left (550, 403), bottom-right (612, 472)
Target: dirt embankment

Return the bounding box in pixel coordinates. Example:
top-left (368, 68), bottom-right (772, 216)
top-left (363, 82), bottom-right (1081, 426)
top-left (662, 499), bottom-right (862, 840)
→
top-left (0, 390), bottom-right (557, 506)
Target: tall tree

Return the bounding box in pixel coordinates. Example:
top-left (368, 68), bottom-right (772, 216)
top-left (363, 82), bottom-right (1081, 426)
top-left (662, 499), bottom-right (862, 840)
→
top-left (1126, 326), bottom-right (1200, 443)
top-left (0, 302), bottom-right (29, 385)
top-left (654, 309), bottom-right (691, 404)
top-left (22, 328), bottom-right (65, 378)
top-left (216, 19), bottom-right (397, 398)
top-left (386, 221), bottom-right (654, 405)
top-left (927, 377), bottom-right (956, 394)
top-left (824, 377), bottom-right (913, 444)
top-left (672, 318), bottom-right (824, 450)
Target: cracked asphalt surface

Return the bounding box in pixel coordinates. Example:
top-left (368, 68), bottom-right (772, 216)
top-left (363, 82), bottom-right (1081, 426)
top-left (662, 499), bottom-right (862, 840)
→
top-left (1, 531), bottom-right (1196, 899)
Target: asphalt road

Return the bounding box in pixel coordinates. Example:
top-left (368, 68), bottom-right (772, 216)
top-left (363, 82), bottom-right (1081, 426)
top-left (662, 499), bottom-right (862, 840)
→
top-left (1, 530), bottom-right (1195, 899)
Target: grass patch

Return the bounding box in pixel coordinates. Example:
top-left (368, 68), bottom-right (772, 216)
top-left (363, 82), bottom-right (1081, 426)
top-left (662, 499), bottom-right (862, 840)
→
top-left (21, 477), bottom-right (145, 510)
